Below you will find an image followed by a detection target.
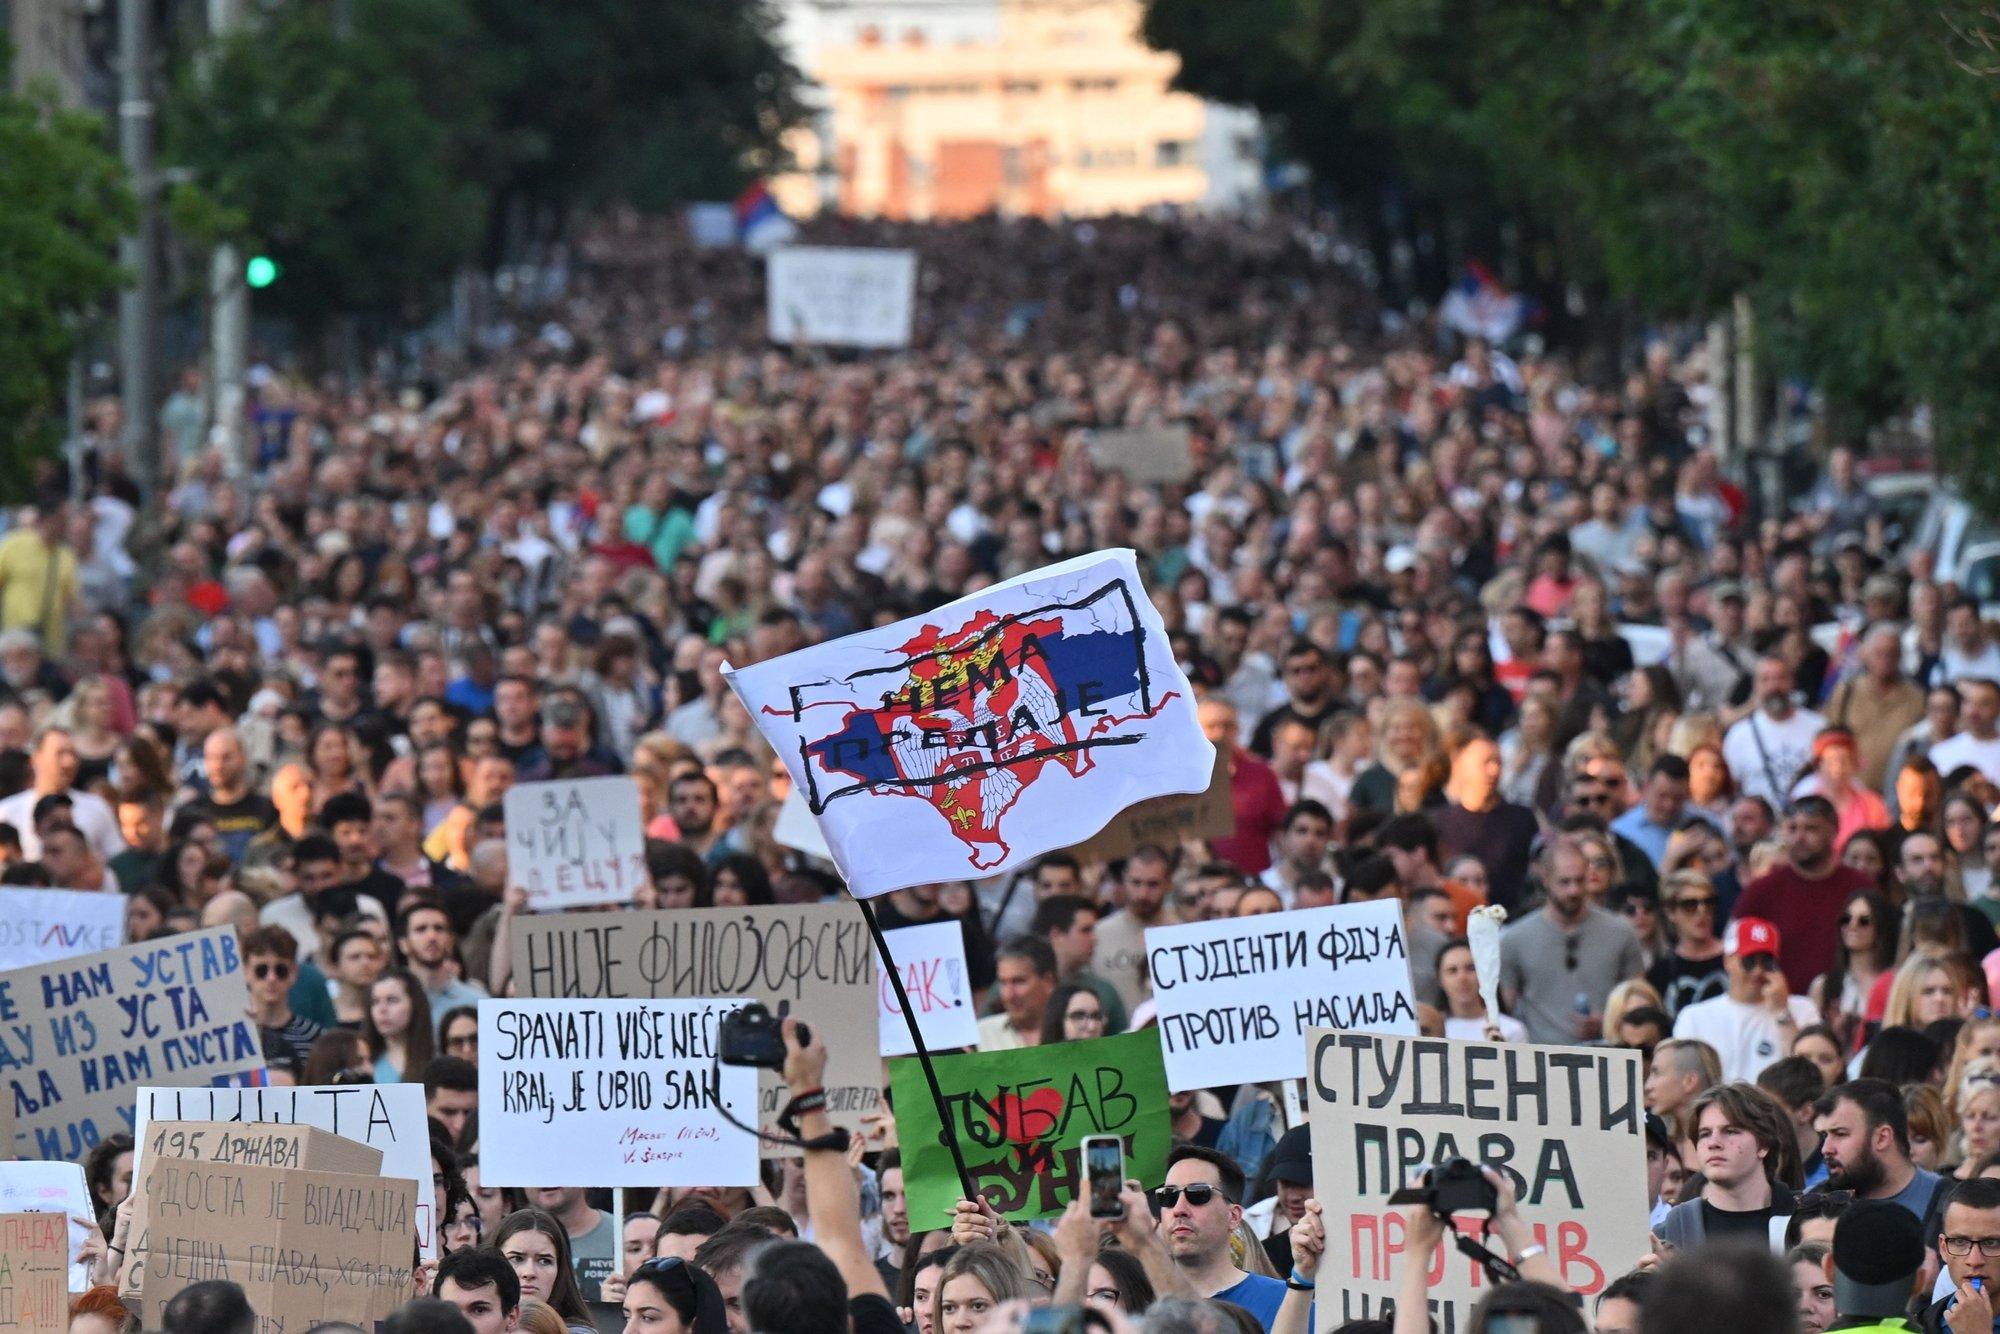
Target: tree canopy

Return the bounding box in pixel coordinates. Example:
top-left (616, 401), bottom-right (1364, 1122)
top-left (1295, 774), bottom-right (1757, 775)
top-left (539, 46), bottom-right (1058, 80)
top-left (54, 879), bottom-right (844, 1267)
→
top-left (164, 0), bottom-right (808, 326)
top-left (1144, 0), bottom-right (2000, 500)
top-left (0, 55), bottom-right (132, 498)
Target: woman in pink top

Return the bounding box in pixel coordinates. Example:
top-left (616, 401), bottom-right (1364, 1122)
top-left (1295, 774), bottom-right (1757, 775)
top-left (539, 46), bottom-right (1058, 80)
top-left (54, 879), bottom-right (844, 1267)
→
top-left (1795, 727), bottom-right (1889, 852)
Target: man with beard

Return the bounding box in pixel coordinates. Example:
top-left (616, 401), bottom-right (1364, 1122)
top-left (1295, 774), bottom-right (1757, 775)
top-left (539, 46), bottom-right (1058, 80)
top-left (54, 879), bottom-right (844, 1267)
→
top-left (1900, 830), bottom-right (2000, 959)
top-left (1732, 796), bottom-right (1874, 994)
top-left (1816, 1077), bottom-right (1945, 1220)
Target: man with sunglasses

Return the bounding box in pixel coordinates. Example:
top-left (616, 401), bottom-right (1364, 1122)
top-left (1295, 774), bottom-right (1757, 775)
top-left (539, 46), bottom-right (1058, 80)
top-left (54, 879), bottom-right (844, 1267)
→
top-left (242, 925), bottom-right (323, 1070)
top-left (1153, 1144), bottom-right (1286, 1329)
top-left (1672, 917), bottom-right (1816, 1082)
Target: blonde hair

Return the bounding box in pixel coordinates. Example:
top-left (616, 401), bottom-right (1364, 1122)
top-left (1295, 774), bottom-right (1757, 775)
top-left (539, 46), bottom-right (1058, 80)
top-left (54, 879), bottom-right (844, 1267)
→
top-left (1883, 951), bottom-right (1981, 1029)
top-left (933, 1242), bottom-right (1032, 1331)
top-left (1376, 697), bottom-right (1443, 775)
top-left (1666, 713), bottom-right (1725, 759)
top-left (1947, 1018), bottom-right (2000, 1118)
top-left (515, 1300), bottom-right (569, 1334)
top-left (1605, 978), bottom-right (1665, 1035)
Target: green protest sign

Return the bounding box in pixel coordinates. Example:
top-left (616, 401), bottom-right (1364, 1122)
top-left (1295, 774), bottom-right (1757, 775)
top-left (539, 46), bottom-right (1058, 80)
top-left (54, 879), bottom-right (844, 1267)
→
top-left (890, 1029), bottom-right (1170, 1224)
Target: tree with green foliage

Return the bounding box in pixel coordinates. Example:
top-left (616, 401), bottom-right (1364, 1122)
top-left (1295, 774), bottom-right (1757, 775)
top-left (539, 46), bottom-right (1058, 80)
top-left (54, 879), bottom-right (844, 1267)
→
top-left (1144, 0), bottom-right (2000, 503)
top-left (164, 0), bottom-right (493, 329)
top-left (472, 0), bottom-right (809, 240)
top-left (0, 57), bottom-right (132, 498)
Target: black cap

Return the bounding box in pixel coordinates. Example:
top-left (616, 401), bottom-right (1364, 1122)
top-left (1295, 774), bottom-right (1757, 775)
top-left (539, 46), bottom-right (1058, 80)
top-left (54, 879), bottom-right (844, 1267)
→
top-left (1832, 1199), bottom-right (1923, 1313)
top-left (1644, 1113), bottom-right (1671, 1151)
top-left (1267, 1125), bottom-right (1312, 1185)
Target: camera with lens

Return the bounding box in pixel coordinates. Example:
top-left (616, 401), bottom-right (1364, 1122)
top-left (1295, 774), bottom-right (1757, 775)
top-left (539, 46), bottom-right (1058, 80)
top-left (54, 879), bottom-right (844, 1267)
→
top-left (1386, 1157), bottom-right (1497, 1218)
top-left (718, 1001), bottom-right (808, 1070)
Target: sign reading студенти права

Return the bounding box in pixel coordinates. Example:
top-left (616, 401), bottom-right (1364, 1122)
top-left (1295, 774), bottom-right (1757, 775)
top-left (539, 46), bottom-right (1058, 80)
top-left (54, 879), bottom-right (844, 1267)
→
top-left (723, 549), bottom-right (1213, 899)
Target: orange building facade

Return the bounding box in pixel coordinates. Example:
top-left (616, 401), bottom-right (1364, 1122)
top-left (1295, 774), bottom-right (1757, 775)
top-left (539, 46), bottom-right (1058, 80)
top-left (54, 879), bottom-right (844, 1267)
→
top-left (773, 0), bottom-right (1261, 220)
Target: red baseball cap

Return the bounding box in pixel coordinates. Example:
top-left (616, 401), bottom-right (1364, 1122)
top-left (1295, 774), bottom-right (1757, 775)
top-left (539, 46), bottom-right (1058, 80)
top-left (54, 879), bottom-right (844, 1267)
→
top-left (1724, 917), bottom-right (1781, 958)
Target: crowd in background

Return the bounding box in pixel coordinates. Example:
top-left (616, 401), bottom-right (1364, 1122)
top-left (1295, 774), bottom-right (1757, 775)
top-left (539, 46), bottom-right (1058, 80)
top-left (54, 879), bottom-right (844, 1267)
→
top-left (13, 207), bottom-right (2000, 1334)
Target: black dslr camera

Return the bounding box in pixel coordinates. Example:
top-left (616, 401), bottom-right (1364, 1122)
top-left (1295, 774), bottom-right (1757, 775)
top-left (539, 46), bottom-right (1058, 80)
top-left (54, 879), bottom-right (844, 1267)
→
top-left (718, 1001), bottom-right (810, 1070)
top-left (1387, 1158), bottom-right (1498, 1219)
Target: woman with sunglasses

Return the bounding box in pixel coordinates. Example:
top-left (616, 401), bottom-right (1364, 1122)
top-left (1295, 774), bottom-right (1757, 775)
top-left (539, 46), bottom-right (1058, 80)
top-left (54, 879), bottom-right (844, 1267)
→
top-left (621, 1256), bottom-right (727, 1334)
top-left (493, 1209), bottom-right (596, 1334)
top-left (364, 970), bottom-right (434, 1083)
top-left (1645, 870), bottom-right (1727, 1017)
top-left (1809, 889), bottom-right (1896, 1044)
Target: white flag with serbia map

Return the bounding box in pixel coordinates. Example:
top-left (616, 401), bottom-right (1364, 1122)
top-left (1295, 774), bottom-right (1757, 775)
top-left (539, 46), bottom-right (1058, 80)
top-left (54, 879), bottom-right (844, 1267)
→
top-left (724, 549), bottom-right (1213, 898)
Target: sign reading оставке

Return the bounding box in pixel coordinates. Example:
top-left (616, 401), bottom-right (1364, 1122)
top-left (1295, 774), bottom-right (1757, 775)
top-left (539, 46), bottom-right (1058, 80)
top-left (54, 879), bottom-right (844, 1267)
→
top-left (723, 549), bottom-right (1213, 899)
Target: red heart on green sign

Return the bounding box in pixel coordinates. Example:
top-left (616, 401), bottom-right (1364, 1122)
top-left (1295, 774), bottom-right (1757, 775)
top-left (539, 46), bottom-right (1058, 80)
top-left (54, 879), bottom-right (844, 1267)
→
top-left (988, 1087), bottom-right (1066, 1143)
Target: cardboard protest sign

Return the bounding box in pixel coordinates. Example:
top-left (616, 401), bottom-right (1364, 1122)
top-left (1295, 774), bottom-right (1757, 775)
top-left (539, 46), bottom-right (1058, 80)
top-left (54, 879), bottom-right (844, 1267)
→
top-left (477, 999), bottom-right (757, 1188)
top-left (0, 1164), bottom-right (89, 1292)
top-left (0, 890), bottom-right (123, 971)
top-left (1146, 900), bottom-right (1419, 1091)
top-left (136, 1157), bottom-right (415, 1333)
top-left (504, 776), bottom-right (646, 911)
top-left (877, 922), bottom-right (979, 1057)
top-left (121, 1122), bottom-right (382, 1300)
top-left (1, 928), bottom-right (260, 1163)
top-left (131, 1084), bottom-right (434, 1262)
top-left (725, 549), bottom-right (1213, 898)
top-left (0, 1212), bottom-right (66, 1334)
top-left (512, 904), bottom-right (880, 1151)
top-left (1067, 746), bottom-right (1233, 863)
top-left (1307, 1030), bottom-right (1649, 1330)
top-left (766, 246), bottom-right (917, 349)
top-left (1087, 424), bottom-right (1195, 486)
top-left (890, 1029), bottom-right (1170, 1224)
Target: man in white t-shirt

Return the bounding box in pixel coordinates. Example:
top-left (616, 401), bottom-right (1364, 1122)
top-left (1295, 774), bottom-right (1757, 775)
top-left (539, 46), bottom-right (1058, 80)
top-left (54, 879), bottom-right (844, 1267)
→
top-left (1722, 656), bottom-right (1826, 806)
top-left (1673, 917), bottom-right (1817, 1082)
top-left (1928, 677), bottom-right (2000, 786)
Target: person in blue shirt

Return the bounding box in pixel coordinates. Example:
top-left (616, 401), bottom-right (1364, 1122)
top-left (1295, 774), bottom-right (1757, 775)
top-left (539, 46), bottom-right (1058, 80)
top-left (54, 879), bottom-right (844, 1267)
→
top-left (1157, 1144), bottom-right (1287, 1331)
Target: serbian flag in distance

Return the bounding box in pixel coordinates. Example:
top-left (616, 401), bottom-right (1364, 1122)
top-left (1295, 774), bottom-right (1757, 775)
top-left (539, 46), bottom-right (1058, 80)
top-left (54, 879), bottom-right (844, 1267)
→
top-left (724, 549), bottom-right (1213, 898)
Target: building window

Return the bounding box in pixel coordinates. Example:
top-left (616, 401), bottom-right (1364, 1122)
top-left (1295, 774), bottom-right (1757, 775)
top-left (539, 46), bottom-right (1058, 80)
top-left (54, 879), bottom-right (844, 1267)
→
top-left (1068, 77), bottom-right (1118, 94)
top-left (1002, 80), bottom-right (1041, 95)
top-left (1155, 140), bottom-right (1191, 167)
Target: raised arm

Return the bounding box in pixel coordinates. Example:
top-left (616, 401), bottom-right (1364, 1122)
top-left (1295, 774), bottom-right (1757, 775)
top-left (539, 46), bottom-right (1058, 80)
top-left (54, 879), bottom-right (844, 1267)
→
top-left (781, 1016), bottom-right (890, 1301)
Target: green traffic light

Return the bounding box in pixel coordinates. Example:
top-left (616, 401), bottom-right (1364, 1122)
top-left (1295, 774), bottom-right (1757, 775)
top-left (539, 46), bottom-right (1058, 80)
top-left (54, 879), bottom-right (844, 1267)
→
top-left (245, 255), bottom-right (280, 288)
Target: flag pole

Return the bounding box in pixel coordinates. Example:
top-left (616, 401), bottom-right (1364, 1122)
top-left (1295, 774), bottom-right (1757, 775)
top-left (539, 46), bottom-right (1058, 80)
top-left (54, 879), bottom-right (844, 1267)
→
top-left (856, 895), bottom-right (979, 1203)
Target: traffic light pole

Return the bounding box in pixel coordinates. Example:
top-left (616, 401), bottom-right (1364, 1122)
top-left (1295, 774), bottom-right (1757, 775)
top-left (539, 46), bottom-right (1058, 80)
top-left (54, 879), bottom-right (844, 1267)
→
top-left (117, 0), bottom-right (160, 502)
top-left (208, 0), bottom-right (249, 477)
top-left (211, 246), bottom-right (248, 476)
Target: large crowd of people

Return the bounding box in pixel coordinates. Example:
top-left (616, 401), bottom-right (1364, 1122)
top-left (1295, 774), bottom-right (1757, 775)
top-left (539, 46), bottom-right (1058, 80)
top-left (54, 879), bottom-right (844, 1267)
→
top-left (10, 205), bottom-right (2000, 1334)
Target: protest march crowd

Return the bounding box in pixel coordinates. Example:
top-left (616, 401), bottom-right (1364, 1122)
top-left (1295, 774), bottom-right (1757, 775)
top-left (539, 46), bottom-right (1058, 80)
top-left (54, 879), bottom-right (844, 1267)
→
top-left (7, 206), bottom-right (2000, 1334)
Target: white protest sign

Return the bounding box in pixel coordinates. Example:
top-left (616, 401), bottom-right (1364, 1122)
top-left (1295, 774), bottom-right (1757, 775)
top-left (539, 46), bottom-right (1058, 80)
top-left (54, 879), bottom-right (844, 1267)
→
top-left (1308, 1030), bottom-right (1650, 1330)
top-left (877, 922), bottom-right (979, 1057)
top-left (1145, 900), bottom-right (1419, 1091)
top-left (0, 1162), bottom-right (91, 1291)
top-left (130, 1082), bottom-right (436, 1261)
top-left (478, 998), bottom-right (758, 1188)
top-left (0, 890), bottom-right (123, 970)
top-left (766, 246), bottom-right (917, 349)
top-left (772, 786), bottom-right (833, 862)
top-left (504, 775), bottom-right (646, 911)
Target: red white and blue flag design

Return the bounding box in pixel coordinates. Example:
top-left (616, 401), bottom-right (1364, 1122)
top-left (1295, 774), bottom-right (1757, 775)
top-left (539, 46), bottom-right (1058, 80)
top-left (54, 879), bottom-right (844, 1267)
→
top-left (725, 550), bottom-right (1212, 898)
